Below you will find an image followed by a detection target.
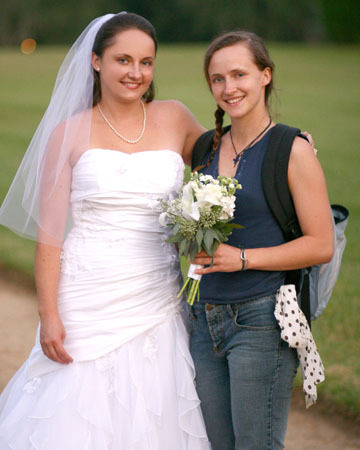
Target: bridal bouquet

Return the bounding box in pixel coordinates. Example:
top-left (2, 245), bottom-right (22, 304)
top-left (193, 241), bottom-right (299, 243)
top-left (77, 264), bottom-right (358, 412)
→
top-left (159, 172), bottom-right (242, 305)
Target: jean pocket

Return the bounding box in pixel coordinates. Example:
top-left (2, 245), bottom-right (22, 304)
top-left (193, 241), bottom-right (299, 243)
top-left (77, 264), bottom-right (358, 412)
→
top-left (232, 295), bottom-right (279, 331)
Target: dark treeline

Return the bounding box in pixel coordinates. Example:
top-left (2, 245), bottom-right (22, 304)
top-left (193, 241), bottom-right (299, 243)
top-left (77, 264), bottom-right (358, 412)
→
top-left (1, 0), bottom-right (359, 45)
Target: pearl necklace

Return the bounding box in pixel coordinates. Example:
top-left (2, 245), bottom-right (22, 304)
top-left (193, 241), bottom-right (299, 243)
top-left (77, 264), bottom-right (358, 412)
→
top-left (97, 100), bottom-right (146, 144)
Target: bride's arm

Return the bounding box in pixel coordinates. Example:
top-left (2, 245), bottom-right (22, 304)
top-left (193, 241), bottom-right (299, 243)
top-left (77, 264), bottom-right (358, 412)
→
top-left (35, 243), bottom-right (73, 364)
top-left (35, 125), bottom-right (74, 364)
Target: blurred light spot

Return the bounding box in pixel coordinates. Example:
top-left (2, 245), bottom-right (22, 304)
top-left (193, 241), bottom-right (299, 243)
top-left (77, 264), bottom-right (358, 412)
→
top-left (21, 39), bottom-right (37, 55)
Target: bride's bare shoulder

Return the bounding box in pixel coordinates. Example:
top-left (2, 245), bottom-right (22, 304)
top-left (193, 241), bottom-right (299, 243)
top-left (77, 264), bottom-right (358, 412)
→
top-left (148, 99), bottom-right (193, 119)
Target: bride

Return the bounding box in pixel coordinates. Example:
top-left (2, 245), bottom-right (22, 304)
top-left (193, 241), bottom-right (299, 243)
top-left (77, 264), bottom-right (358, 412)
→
top-left (0, 12), bottom-right (210, 449)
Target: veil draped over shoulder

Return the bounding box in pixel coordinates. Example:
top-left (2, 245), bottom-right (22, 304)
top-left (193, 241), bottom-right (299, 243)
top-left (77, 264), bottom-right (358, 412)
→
top-left (0, 13), bottom-right (115, 247)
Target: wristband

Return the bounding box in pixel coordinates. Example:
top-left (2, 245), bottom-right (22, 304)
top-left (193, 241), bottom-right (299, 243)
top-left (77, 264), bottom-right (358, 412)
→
top-left (240, 246), bottom-right (247, 271)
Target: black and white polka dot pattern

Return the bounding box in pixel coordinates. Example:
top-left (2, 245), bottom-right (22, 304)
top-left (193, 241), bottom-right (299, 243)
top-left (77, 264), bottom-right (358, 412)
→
top-left (274, 284), bottom-right (325, 408)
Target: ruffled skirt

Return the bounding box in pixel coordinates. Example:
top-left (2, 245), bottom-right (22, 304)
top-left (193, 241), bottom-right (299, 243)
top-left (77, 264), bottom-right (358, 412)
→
top-left (0, 314), bottom-right (210, 450)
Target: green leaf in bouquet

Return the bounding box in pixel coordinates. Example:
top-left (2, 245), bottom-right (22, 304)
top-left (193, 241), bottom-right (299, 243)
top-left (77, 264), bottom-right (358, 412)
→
top-left (203, 229), bottom-right (219, 255)
top-left (211, 229), bottom-right (222, 242)
top-left (215, 231), bottom-right (224, 242)
top-left (167, 234), bottom-right (182, 243)
top-left (209, 241), bottom-right (221, 267)
top-left (203, 229), bottom-right (214, 254)
top-left (211, 205), bottom-right (222, 214)
top-left (184, 240), bottom-right (191, 257)
top-left (203, 241), bottom-right (212, 256)
top-left (219, 222), bottom-right (243, 236)
top-left (210, 228), bottom-right (221, 241)
top-left (172, 223), bottom-right (180, 235)
top-left (189, 241), bottom-right (199, 262)
top-left (196, 229), bottom-right (203, 248)
top-left (228, 223), bottom-right (244, 230)
top-left (179, 238), bottom-right (188, 256)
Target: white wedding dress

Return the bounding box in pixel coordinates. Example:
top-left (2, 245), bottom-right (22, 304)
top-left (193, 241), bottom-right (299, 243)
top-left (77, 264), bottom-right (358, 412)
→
top-left (0, 149), bottom-right (210, 450)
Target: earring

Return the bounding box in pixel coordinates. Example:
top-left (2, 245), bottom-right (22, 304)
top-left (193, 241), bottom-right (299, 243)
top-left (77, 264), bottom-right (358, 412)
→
top-left (95, 67), bottom-right (100, 72)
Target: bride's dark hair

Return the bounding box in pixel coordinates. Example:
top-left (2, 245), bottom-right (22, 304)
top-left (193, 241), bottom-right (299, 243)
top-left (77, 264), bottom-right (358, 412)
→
top-left (92, 13), bottom-right (157, 105)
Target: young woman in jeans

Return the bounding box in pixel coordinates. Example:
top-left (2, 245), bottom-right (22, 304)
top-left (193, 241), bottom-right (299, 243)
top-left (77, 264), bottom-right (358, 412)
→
top-left (190, 31), bottom-right (334, 450)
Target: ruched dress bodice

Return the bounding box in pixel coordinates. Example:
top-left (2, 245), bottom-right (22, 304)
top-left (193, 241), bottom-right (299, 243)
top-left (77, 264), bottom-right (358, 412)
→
top-left (69, 148), bottom-right (184, 242)
top-left (70, 148), bottom-right (184, 232)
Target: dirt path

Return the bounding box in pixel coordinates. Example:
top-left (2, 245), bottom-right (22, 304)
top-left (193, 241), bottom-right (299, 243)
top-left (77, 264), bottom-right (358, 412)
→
top-left (1, 278), bottom-right (360, 449)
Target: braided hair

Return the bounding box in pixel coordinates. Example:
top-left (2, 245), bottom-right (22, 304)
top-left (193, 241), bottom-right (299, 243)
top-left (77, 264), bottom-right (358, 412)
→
top-left (192, 105), bottom-right (224, 172)
top-left (208, 105), bottom-right (225, 164)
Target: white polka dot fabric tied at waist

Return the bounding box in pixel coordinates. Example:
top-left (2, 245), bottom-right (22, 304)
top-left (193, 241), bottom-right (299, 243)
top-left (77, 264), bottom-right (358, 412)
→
top-left (275, 284), bottom-right (325, 408)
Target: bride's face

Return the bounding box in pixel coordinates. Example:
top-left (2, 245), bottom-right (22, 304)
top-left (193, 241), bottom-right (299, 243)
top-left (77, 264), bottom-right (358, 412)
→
top-left (92, 28), bottom-right (155, 103)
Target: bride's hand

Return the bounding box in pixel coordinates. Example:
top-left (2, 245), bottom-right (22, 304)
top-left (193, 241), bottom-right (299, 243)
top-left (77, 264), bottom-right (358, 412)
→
top-left (40, 314), bottom-right (73, 364)
top-left (192, 243), bottom-right (242, 274)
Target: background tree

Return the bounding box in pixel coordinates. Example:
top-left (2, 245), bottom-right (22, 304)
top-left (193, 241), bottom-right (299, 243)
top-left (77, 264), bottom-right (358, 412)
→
top-left (320, 0), bottom-right (360, 42)
top-left (0, 0), bottom-right (359, 45)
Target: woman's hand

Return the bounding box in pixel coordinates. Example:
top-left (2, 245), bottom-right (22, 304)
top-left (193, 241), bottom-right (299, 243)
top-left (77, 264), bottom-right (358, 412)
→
top-left (40, 313), bottom-right (73, 364)
top-left (192, 243), bottom-right (242, 275)
top-left (35, 242), bottom-right (72, 364)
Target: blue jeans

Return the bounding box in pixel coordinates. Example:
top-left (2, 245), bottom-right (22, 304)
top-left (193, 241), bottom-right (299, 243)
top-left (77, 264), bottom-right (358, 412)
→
top-left (189, 294), bottom-right (298, 450)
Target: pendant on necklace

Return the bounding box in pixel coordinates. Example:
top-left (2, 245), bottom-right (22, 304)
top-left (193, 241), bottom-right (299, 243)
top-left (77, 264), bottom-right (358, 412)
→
top-left (233, 154), bottom-right (241, 167)
top-left (230, 116), bottom-right (272, 169)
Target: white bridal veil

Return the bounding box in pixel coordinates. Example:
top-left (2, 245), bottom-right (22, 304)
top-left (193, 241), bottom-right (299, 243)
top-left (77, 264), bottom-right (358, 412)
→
top-left (0, 13), bottom-right (116, 247)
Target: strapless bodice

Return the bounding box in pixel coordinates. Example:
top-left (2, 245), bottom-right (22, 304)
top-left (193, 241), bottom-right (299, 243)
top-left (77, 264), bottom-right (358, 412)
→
top-left (71, 148), bottom-right (184, 198)
top-left (70, 149), bottom-right (184, 236)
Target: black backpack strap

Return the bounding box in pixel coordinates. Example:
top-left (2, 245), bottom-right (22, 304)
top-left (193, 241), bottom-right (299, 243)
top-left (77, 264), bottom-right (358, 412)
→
top-left (262, 123), bottom-right (303, 240)
top-left (301, 270), bottom-right (311, 328)
top-left (191, 125), bottom-right (231, 171)
top-left (191, 129), bottom-right (216, 171)
top-left (262, 123), bottom-right (312, 326)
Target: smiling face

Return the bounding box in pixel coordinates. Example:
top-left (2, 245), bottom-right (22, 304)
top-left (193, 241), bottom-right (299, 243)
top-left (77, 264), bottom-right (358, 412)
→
top-left (92, 28), bottom-right (156, 104)
top-left (208, 42), bottom-right (271, 120)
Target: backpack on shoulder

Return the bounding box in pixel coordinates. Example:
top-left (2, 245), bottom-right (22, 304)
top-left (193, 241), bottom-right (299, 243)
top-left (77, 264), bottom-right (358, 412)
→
top-left (191, 124), bottom-right (349, 325)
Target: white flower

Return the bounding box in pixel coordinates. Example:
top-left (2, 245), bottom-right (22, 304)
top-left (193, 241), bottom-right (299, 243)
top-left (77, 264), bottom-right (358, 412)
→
top-left (219, 195), bottom-right (236, 220)
top-left (195, 183), bottom-right (223, 207)
top-left (159, 172), bottom-right (239, 228)
top-left (199, 174), bottom-right (214, 183)
top-left (180, 184), bottom-right (200, 221)
top-left (159, 212), bottom-right (169, 226)
top-left (188, 180), bottom-right (199, 190)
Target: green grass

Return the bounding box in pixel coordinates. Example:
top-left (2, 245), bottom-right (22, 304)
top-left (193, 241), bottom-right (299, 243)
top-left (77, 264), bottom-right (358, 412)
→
top-left (0, 43), bottom-right (359, 416)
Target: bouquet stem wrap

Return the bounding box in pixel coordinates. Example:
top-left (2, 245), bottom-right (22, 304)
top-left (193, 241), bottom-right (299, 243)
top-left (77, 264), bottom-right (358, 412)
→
top-left (187, 264), bottom-right (203, 281)
top-left (177, 264), bottom-right (203, 306)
